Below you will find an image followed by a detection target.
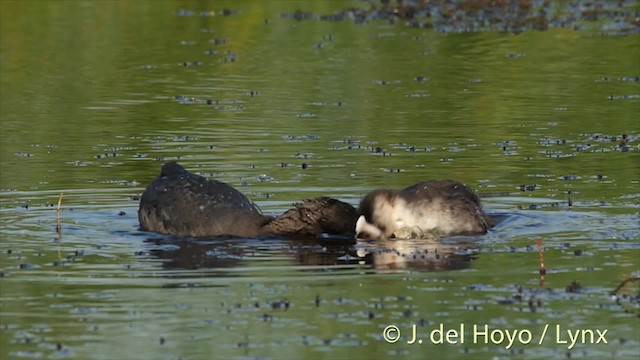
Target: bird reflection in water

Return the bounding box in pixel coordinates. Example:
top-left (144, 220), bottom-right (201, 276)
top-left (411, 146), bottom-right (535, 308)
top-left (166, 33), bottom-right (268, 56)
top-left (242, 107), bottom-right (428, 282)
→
top-left (145, 234), bottom-right (480, 274)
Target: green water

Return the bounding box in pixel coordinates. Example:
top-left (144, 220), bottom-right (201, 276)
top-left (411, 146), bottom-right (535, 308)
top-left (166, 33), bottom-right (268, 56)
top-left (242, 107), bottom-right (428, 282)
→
top-left (1, 1), bottom-right (639, 359)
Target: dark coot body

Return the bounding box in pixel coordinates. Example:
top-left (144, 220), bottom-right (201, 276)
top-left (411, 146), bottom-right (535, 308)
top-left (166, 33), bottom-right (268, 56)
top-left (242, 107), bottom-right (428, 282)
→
top-left (356, 179), bottom-right (490, 239)
top-left (139, 162), bottom-right (358, 238)
top-left (138, 161), bottom-right (267, 237)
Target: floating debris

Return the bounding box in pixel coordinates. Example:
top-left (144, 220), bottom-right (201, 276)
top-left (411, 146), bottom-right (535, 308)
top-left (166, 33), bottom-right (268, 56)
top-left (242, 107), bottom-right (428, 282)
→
top-left (14, 152), bottom-right (34, 157)
top-left (519, 184), bottom-right (539, 191)
top-left (608, 94), bottom-right (640, 100)
top-left (179, 61), bottom-right (201, 67)
top-left (286, 1), bottom-right (640, 34)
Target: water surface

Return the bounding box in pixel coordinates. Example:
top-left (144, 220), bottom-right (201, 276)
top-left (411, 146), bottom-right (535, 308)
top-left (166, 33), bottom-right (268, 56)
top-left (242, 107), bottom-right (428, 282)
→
top-left (1, 1), bottom-right (639, 359)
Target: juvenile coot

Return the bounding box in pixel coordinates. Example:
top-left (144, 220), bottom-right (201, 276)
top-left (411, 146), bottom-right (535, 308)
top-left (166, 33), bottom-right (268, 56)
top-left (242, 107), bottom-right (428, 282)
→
top-left (356, 180), bottom-right (490, 239)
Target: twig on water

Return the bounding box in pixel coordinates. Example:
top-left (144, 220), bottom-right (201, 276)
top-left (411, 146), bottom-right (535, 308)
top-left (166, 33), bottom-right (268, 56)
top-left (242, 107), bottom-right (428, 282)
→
top-left (56, 192), bottom-right (63, 238)
top-left (610, 276), bottom-right (640, 317)
top-left (56, 192), bottom-right (64, 262)
top-left (611, 277), bottom-right (640, 298)
top-left (536, 239), bottom-right (545, 288)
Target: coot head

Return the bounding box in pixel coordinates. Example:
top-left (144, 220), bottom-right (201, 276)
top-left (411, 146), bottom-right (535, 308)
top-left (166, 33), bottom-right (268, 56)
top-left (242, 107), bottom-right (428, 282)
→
top-left (356, 189), bottom-right (397, 239)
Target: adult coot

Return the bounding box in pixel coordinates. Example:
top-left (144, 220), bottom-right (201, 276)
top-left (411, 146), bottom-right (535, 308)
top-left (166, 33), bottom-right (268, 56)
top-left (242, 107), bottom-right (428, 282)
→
top-left (139, 161), bottom-right (358, 238)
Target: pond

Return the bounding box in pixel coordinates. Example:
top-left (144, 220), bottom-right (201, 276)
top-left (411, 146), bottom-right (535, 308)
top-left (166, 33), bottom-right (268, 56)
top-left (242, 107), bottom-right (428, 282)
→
top-left (1, 0), bottom-right (639, 359)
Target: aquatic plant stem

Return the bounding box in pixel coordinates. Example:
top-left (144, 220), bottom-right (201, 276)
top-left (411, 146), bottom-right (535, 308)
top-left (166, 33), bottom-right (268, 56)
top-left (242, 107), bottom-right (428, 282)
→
top-left (56, 192), bottom-right (63, 261)
top-left (536, 239), bottom-right (545, 288)
top-left (56, 192), bottom-right (63, 233)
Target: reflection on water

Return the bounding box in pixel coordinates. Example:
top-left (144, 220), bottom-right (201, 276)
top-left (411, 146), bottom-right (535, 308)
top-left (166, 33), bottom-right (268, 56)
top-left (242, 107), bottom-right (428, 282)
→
top-left (147, 235), bottom-right (480, 274)
top-left (1, 0), bottom-right (639, 359)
